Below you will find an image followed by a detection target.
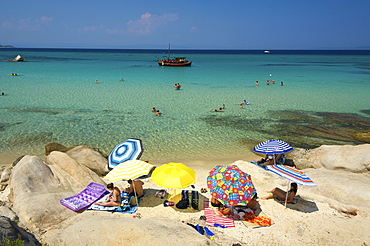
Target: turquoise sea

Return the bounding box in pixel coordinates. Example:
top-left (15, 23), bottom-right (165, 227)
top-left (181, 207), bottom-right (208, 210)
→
top-left (1, 48), bottom-right (370, 163)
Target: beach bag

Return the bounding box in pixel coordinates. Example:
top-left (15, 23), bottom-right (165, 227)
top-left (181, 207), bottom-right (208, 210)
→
top-left (176, 199), bottom-right (189, 209)
top-left (176, 191), bottom-right (189, 209)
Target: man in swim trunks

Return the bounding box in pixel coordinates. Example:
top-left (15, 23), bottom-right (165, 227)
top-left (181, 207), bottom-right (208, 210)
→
top-left (126, 179), bottom-right (144, 198)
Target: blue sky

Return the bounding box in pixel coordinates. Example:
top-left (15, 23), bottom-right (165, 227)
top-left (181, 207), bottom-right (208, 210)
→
top-left (1, 0), bottom-right (370, 49)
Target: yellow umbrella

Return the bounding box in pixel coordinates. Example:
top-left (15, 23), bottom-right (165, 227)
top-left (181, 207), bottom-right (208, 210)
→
top-left (151, 162), bottom-right (196, 189)
top-left (105, 160), bottom-right (154, 182)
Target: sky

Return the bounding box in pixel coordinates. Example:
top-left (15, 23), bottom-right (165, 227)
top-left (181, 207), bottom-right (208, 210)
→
top-left (1, 0), bottom-right (370, 50)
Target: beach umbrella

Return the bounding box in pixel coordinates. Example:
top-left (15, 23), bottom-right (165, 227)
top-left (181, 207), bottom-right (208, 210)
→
top-left (253, 139), bottom-right (293, 154)
top-left (253, 139), bottom-right (293, 164)
top-left (151, 162), bottom-right (196, 189)
top-left (105, 160), bottom-right (155, 182)
top-left (108, 138), bottom-right (144, 170)
top-left (265, 165), bottom-right (317, 187)
top-left (207, 165), bottom-right (256, 206)
top-left (266, 165), bottom-right (316, 206)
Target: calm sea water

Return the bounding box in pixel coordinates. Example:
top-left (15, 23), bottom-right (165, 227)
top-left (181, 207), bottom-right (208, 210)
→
top-left (1, 48), bottom-right (369, 163)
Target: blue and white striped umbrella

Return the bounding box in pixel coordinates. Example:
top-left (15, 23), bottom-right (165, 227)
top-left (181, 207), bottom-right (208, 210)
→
top-left (253, 139), bottom-right (293, 154)
top-left (108, 139), bottom-right (144, 170)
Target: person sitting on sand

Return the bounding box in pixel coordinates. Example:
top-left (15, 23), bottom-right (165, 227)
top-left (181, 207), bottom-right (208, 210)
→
top-left (125, 179), bottom-right (144, 198)
top-left (261, 183), bottom-right (298, 203)
top-left (257, 153), bottom-right (284, 167)
top-left (94, 183), bottom-right (122, 206)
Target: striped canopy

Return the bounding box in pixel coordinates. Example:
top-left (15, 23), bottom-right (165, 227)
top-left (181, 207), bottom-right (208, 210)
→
top-left (253, 139), bottom-right (293, 154)
top-left (105, 160), bottom-right (154, 181)
top-left (207, 165), bottom-right (256, 206)
top-left (108, 138), bottom-right (144, 170)
top-left (266, 165), bottom-right (317, 187)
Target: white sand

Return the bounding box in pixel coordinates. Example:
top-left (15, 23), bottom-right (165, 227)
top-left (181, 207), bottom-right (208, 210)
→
top-left (109, 159), bottom-right (370, 245)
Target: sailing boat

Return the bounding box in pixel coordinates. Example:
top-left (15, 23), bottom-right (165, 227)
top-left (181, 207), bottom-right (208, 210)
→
top-left (157, 43), bottom-right (192, 66)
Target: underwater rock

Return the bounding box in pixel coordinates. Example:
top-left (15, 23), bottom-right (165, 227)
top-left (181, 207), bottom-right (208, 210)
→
top-left (44, 142), bottom-right (69, 155)
top-left (353, 132), bottom-right (370, 143)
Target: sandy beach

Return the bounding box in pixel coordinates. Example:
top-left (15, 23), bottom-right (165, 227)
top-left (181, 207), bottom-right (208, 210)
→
top-left (1, 147), bottom-right (369, 245)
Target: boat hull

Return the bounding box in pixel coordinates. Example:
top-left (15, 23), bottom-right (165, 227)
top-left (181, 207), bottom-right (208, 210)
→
top-left (158, 61), bottom-right (192, 66)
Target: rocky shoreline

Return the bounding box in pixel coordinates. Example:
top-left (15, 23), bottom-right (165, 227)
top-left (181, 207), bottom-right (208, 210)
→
top-left (0, 143), bottom-right (369, 245)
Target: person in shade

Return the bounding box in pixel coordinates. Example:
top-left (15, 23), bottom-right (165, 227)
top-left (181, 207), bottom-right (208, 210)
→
top-left (261, 183), bottom-right (298, 203)
top-left (94, 183), bottom-right (122, 206)
top-left (125, 179), bottom-right (144, 198)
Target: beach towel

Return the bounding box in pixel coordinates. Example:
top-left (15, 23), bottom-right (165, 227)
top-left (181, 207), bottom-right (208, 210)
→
top-left (241, 212), bottom-right (272, 228)
top-left (204, 207), bottom-right (235, 228)
top-left (60, 183), bottom-right (106, 212)
top-left (233, 206), bottom-right (272, 228)
top-left (87, 192), bottom-right (142, 214)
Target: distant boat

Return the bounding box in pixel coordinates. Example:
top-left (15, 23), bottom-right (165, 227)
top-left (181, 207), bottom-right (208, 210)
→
top-left (157, 44), bottom-right (192, 66)
top-left (12, 54), bottom-right (24, 62)
top-left (264, 50), bottom-right (270, 54)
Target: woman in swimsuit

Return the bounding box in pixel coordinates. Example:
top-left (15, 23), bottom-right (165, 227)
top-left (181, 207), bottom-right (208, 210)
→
top-left (94, 183), bottom-right (122, 206)
top-left (261, 183), bottom-right (297, 203)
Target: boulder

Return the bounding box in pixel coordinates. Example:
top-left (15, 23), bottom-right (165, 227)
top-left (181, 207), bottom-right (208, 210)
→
top-left (0, 167), bottom-right (12, 191)
top-left (290, 144), bottom-right (370, 173)
top-left (45, 151), bottom-right (106, 189)
top-left (66, 145), bottom-right (109, 176)
top-left (8, 154), bottom-right (105, 232)
top-left (0, 216), bottom-right (40, 246)
top-left (43, 215), bottom-right (214, 246)
top-left (0, 206), bottom-right (18, 221)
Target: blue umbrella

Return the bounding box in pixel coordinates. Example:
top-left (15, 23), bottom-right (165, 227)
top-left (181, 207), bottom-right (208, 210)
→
top-left (108, 138), bottom-right (144, 170)
top-left (253, 139), bottom-right (293, 154)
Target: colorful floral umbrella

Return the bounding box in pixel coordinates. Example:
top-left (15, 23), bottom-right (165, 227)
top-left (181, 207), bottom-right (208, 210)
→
top-left (207, 165), bottom-right (256, 206)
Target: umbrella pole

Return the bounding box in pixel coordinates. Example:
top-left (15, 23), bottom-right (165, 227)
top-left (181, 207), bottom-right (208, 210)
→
top-left (132, 180), bottom-right (139, 207)
top-left (284, 182), bottom-right (290, 207)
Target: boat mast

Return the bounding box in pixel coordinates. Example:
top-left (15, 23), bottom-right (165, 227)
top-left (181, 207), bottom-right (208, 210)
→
top-left (168, 43), bottom-right (171, 59)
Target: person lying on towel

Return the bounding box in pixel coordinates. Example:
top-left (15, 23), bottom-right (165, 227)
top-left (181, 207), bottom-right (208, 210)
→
top-left (94, 183), bottom-right (122, 206)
